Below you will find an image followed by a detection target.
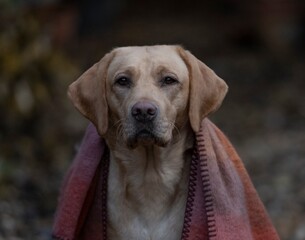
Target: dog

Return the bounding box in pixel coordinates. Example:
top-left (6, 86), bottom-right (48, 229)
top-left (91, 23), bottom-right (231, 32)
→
top-left (68, 45), bottom-right (228, 240)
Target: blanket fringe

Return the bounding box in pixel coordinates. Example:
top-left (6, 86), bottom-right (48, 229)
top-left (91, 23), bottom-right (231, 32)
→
top-left (197, 132), bottom-right (217, 240)
top-left (181, 146), bottom-right (198, 239)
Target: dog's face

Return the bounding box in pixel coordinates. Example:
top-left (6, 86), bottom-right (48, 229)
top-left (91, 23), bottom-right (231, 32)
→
top-left (106, 46), bottom-right (190, 147)
top-left (68, 45), bottom-right (228, 148)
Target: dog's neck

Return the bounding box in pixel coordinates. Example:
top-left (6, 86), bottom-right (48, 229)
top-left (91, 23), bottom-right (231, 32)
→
top-left (105, 124), bottom-right (194, 215)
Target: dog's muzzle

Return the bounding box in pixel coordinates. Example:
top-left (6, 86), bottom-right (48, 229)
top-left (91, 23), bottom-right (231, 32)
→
top-left (126, 101), bottom-right (164, 147)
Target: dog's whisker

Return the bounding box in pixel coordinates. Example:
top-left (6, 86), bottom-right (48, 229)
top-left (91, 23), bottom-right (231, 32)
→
top-left (109, 118), bottom-right (125, 134)
top-left (169, 121), bottom-right (181, 139)
top-left (111, 118), bottom-right (125, 128)
top-left (174, 125), bottom-right (181, 139)
top-left (115, 122), bottom-right (124, 137)
top-left (117, 124), bottom-right (125, 138)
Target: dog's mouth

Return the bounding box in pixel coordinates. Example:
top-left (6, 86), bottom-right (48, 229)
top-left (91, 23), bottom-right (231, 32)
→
top-left (126, 129), bottom-right (167, 148)
top-left (136, 130), bottom-right (156, 144)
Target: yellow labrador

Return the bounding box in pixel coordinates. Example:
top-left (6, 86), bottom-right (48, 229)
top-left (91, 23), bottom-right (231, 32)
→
top-left (68, 45), bottom-right (228, 240)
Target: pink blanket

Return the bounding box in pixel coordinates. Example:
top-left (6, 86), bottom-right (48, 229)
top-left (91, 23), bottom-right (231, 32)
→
top-left (52, 119), bottom-right (279, 240)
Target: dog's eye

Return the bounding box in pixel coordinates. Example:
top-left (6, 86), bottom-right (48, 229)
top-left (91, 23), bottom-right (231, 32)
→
top-left (162, 76), bottom-right (178, 86)
top-left (115, 77), bottom-right (131, 87)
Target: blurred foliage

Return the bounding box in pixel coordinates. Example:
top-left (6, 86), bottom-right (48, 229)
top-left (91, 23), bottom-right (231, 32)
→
top-left (0, 6), bottom-right (80, 239)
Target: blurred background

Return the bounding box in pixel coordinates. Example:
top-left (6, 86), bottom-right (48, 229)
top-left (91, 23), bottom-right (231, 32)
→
top-left (0, 0), bottom-right (304, 239)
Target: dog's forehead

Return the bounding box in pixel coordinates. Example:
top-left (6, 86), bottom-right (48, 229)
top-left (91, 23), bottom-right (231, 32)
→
top-left (108, 46), bottom-right (188, 75)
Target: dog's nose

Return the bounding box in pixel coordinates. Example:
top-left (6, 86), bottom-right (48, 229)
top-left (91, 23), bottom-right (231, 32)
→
top-left (131, 101), bottom-right (157, 122)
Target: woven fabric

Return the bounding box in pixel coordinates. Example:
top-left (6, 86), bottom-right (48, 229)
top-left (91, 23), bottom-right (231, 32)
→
top-left (52, 120), bottom-right (279, 240)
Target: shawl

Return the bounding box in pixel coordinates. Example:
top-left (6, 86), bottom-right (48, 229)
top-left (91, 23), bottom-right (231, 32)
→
top-left (52, 119), bottom-right (279, 240)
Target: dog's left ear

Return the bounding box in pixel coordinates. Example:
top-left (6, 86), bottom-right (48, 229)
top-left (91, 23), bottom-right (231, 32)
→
top-left (178, 48), bottom-right (228, 132)
top-left (67, 52), bottom-right (114, 136)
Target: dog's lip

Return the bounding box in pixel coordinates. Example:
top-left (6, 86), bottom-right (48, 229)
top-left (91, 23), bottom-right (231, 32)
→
top-left (136, 130), bottom-right (155, 144)
top-left (126, 125), bottom-right (169, 148)
top-left (137, 129), bottom-right (153, 136)
top-left (126, 129), bottom-right (157, 148)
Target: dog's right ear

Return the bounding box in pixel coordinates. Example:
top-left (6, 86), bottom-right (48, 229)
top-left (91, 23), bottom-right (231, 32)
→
top-left (67, 52), bottom-right (114, 136)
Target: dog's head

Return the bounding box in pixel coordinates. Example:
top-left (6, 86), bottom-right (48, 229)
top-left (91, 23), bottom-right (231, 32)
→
top-left (68, 45), bottom-right (228, 148)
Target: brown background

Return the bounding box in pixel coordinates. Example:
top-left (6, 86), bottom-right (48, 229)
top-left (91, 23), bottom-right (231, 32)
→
top-left (0, 0), bottom-right (304, 239)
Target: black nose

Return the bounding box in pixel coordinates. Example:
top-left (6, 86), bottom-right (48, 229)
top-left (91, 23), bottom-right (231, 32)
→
top-left (131, 101), bottom-right (158, 122)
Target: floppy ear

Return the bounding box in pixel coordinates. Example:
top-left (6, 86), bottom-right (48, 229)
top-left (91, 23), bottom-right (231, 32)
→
top-left (178, 48), bottom-right (228, 132)
top-left (67, 52), bottom-right (114, 135)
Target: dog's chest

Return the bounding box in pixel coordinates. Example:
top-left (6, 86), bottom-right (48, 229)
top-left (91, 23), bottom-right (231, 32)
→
top-left (107, 198), bottom-right (187, 240)
top-left (106, 154), bottom-right (189, 240)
